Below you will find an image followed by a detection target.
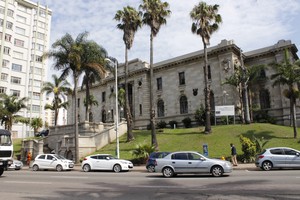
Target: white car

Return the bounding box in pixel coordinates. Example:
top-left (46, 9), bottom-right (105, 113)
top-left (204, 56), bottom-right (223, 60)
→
top-left (81, 154), bottom-right (133, 173)
top-left (155, 151), bottom-right (233, 177)
top-left (8, 159), bottom-right (23, 170)
top-left (32, 154), bottom-right (74, 171)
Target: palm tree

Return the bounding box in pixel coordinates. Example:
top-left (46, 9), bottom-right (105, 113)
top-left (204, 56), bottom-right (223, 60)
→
top-left (44, 32), bottom-right (89, 164)
top-left (41, 74), bottom-right (72, 126)
top-left (0, 94), bottom-right (27, 131)
top-left (81, 41), bottom-right (107, 122)
top-left (270, 50), bottom-right (300, 138)
top-left (190, 2), bottom-right (222, 133)
top-left (30, 117), bottom-right (43, 134)
top-left (114, 6), bottom-right (142, 142)
top-left (83, 94), bottom-right (98, 122)
top-left (139, 0), bottom-right (171, 149)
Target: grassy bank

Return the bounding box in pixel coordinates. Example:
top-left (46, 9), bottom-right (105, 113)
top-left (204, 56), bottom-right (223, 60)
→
top-left (96, 123), bottom-right (300, 160)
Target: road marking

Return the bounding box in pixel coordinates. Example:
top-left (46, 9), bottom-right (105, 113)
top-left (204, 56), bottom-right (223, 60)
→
top-left (51, 176), bottom-right (88, 179)
top-left (5, 181), bottom-right (52, 185)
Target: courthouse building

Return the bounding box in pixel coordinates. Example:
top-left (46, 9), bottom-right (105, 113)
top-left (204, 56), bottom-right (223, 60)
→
top-left (69, 39), bottom-right (299, 129)
top-left (0, 0), bottom-right (51, 138)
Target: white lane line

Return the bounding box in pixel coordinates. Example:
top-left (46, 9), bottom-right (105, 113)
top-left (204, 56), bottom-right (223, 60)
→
top-left (5, 181), bottom-right (52, 185)
top-left (51, 176), bottom-right (88, 179)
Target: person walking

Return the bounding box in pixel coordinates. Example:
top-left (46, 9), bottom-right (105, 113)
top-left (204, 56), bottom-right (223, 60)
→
top-left (230, 143), bottom-right (238, 166)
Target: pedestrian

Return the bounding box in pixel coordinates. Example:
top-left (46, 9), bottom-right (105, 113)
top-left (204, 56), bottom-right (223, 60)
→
top-left (230, 143), bottom-right (238, 166)
top-left (27, 152), bottom-right (32, 166)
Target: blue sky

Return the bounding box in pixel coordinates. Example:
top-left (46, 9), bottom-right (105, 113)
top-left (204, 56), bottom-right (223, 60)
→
top-left (37, 0), bottom-right (300, 80)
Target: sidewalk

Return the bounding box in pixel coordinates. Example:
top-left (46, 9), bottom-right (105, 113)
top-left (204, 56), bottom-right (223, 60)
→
top-left (22, 163), bottom-right (258, 172)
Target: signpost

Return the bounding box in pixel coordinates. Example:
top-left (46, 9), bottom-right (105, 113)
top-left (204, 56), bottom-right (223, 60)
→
top-left (215, 105), bottom-right (235, 125)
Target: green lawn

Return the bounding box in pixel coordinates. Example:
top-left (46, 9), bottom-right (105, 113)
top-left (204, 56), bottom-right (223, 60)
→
top-left (12, 123), bottom-right (300, 161)
top-left (96, 123), bottom-right (300, 160)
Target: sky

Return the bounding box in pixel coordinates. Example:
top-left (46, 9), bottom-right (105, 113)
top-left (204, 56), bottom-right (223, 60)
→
top-left (36, 0), bottom-right (300, 81)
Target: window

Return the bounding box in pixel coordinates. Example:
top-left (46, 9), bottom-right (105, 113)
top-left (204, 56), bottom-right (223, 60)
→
top-left (139, 104), bottom-right (142, 116)
top-left (284, 149), bottom-right (298, 155)
top-left (16, 15), bottom-right (26, 23)
top-left (179, 72), bottom-right (185, 85)
top-left (2, 59), bottom-right (9, 67)
top-left (10, 89), bottom-right (20, 97)
top-left (7, 9), bottom-right (13, 17)
top-left (47, 155), bottom-right (54, 160)
top-left (0, 33), bottom-right (12, 42)
top-left (29, 79), bottom-right (41, 87)
top-left (172, 153), bottom-right (188, 160)
top-left (0, 6), bottom-right (4, 14)
top-left (157, 77), bottom-right (162, 90)
top-left (270, 149), bottom-right (283, 155)
top-left (15, 27), bottom-right (26, 35)
top-left (180, 95), bottom-right (188, 114)
top-left (31, 55), bottom-right (43, 62)
top-left (32, 43), bottom-right (44, 51)
top-left (3, 46), bottom-right (10, 55)
top-left (259, 89), bottom-right (271, 109)
top-left (0, 87), bottom-right (6, 94)
top-left (14, 39), bottom-right (24, 47)
top-left (12, 63), bottom-right (22, 72)
top-left (32, 92), bottom-right (40, 100)
top-left (6, 21), bottom-right (13, 29)
top-left (34, 31), bottom-right (45, 40)
top-left (208, 65), bottom-right (212, 80)
top-left (11, 76), bottom-right (21, 84)
top-left (34, 20), bottom-right (46, 28)
top-left (157, 99), bottom-right (165, 117)
top-left (13, 51), bottom-right (24, 59)
top-left (32, 105), bottom-right (40, 112)
top-left (1, 73), bottom-right (8, 81)
top-left (102, 92), bottom-right (106, 102)
top-left (77, 98), bottom-right (80, 108)
top-left (188, 153), bottom-right (202, 160)
top-left (37, 155), bottom-right (46, 159)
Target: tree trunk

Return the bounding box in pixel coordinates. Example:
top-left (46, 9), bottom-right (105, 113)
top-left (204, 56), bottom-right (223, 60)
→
top-left (85, 81), bottom-right (90, 122)
top-left (203, 41), bottom-right (211, 134)
top-left (125, 47), bottom-right (134, 141)
top-left (240, 50), bottom-right (251, 124)
top-left (150, 33), bottom-right (158, 148)
top-left (74, 74), bottom-right (80, 164)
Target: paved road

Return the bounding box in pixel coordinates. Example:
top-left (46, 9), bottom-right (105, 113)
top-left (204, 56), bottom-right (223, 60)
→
top-left (1, 168), bottom-right (300, 200)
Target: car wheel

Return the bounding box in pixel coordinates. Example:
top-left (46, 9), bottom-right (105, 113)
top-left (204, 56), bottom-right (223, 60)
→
top-left (32, 164), bottom-right (39, 171)
top-left (211, 165), bottom-right (224, 177)
top-left (83, 164), bottom-right (91, 172)
top-left (0, 168), bottom-right (4, 176)
top-left (113, 164), bottom-right (122, 173)
top-left (147, 165), bottom-right (155, 173)
top-left (262, 161), bottom-right (273, 171)
top-left (56, 165), bottom-right (63, 172)
top-left (162, 167), bottom-right (174, 178)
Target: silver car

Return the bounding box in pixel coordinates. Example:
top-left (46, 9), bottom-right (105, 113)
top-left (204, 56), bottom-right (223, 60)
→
top-left (154, 151), bottom-right (233, 177)
top-left (255, 147), bottom-right (300, 171)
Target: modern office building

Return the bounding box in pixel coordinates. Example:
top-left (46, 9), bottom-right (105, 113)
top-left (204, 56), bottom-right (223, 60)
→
top-left (0, 0), bottom-right (51, 138)
top-left (68, 39), bottom-right (299, 129)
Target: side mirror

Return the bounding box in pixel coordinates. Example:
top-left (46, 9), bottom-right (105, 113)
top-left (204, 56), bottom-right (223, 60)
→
top-left (200, 157), bottom-right (206, 161)
top-left (296, 152), bottom-right (300, 157)
top-left (52, 158), bottom-right (57, 161)
top-left (106, 157), bottom-right (110, 160)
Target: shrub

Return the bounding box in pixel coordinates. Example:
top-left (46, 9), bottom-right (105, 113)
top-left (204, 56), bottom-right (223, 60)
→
top-left (156, 120), bottom-right (167, 129)
top-left (168, 120), bottom-right (178, 129)
top-left (131, 143), bottom-right (155, 164)
top-left (194, 105), bottom-right (205, 126)
top-left (239, 135), bottom-right (256, 163)
top-left (182, 117), bottom-right (192, 128)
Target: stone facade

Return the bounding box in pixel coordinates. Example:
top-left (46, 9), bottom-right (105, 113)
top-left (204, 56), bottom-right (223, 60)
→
top-left (68, 39), bottom-right (299, 128)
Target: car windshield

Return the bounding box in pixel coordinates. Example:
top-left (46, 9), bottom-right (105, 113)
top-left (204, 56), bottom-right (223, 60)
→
top-left (0, 135), bottom-right (12, 146)
top-left (55, 155), bottom-right (67, 160)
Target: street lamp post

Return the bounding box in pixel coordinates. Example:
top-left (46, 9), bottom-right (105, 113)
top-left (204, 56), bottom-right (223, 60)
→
top-left (105, 58), bottom-right (119, 158)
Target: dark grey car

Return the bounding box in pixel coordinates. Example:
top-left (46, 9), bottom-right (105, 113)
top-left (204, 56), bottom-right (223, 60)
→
top-left (255, 147), bottom-right (300, 171)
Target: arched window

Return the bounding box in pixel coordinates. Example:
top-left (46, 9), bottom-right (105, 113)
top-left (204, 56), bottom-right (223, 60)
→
top-left (259, 89), bottom-right (270, 109)
top-left (157, 99), bottom-right (165, 117)
top-left (180, 95), bottom-right (188, 114)
top-left (101, 110), bottom-right (106, 123)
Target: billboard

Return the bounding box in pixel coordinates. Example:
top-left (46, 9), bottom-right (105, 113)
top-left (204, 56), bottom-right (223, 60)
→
top-left (215, 105), bottom-right (235, 116)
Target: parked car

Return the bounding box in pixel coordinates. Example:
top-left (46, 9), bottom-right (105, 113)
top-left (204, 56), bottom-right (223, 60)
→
top-left (7, 159), bottom-right (23, 170)
top-left (146, 152), bottom-right (170, 172)
top-left (32, 154), bottom-right (74, 171)
top-left (154, 151), bottom-right (233, 177)
top-left (255, 147), bottom-right (300, 171)
top-left (81, 154), bottom-right (133, 173)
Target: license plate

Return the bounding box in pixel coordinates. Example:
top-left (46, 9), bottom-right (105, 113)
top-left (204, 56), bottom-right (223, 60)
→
top-left (69, 164), bottom-right (74, 168)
